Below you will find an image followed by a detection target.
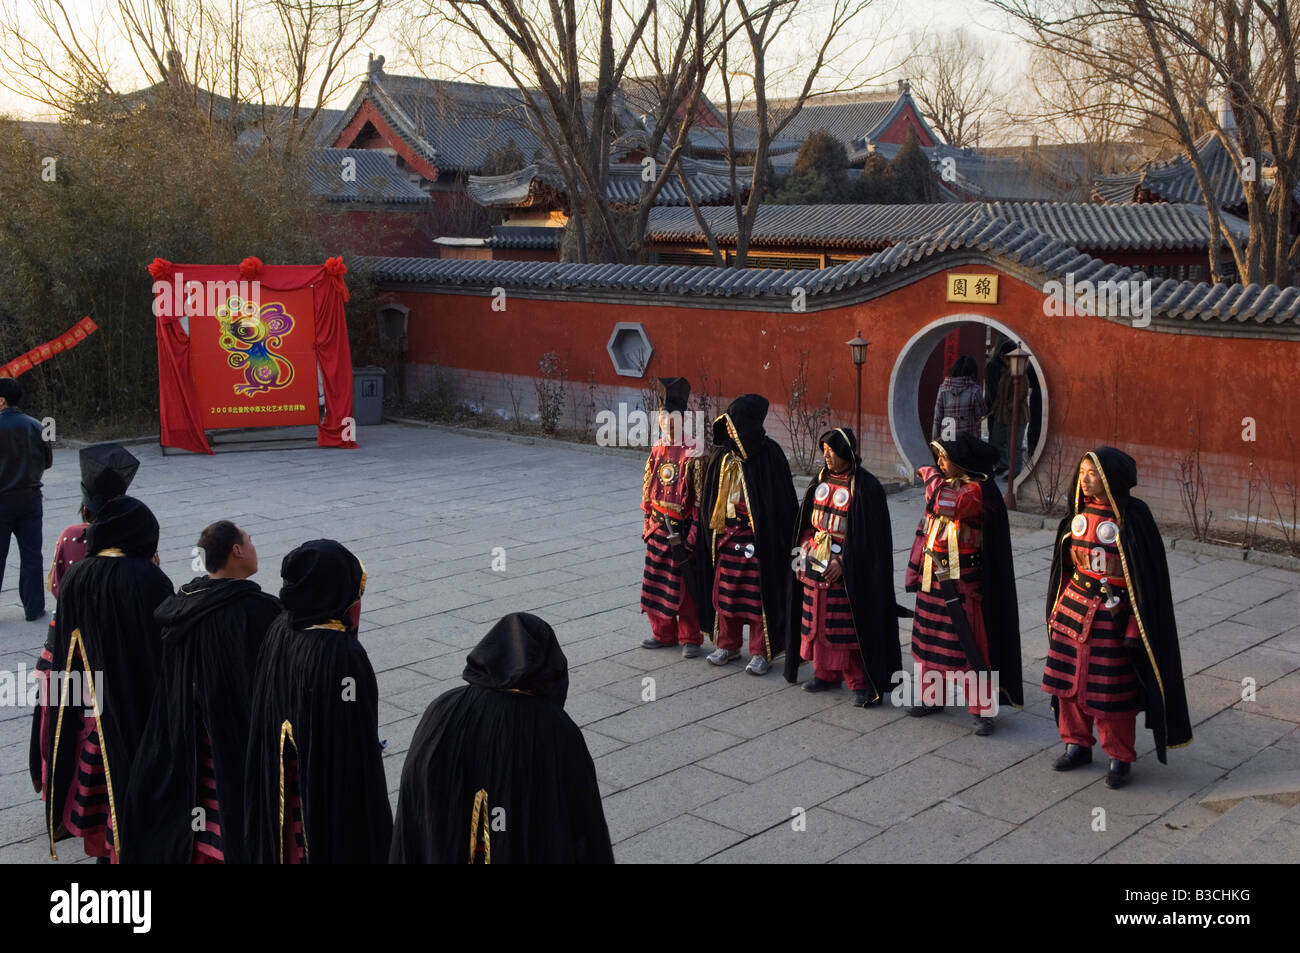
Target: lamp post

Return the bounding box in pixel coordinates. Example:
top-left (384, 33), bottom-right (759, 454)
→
top-left (847, 331), bottom-right (869, 442)
top-left (1003, 343), bottom-right (1030, 510)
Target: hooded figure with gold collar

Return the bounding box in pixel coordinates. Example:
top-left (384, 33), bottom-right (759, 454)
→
top-left (1044, 447), bottom-right (1191, 788)
top-left (785, 427), bottom-right (901, 707)
top-left (695, 394), bottom-right (798, 674)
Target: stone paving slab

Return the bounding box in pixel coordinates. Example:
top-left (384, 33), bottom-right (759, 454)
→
top-left (2, 423), bottom-right (1296, 864)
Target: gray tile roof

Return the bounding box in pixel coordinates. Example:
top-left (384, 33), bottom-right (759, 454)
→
top-left (647, 201), bottom-right (1245, 251)
top-left (1093, 133), bottom-right (1300, 210)
top-left (467, 157), bottom-right (743, 208)
top-left (325, 70), bottom-right (649, 175)
top-left (485, 226), bottom-right (562, 249)
top-left (734, 91), bottom-right (901, 154)
top-left (365, 213), bottom-right (1300, 331)
top-left (305, 149), bottom-right (430, 204)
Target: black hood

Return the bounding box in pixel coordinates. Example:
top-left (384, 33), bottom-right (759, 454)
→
top-left (85, 495), bottom-right (159, 558)
top-left (279, 539), bottom-right (364, 629)
top-left (712, 393), bottom-right (769, 461)
top-left (930, 434), bottom-right (998, 481)
top-left (154, 576), bottom-right (266, 641)
top-left (463, 613), bottom-right (569, 706)
top-left (818, 427), bottom-right (858, 467)
top-left (1076, 446), bottom-right (1138, 512)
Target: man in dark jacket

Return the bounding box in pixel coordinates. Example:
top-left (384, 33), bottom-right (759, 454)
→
top-left (126, 520), bottom-right (281, 863)
top-left (0, 376), bottom-right (54, 620)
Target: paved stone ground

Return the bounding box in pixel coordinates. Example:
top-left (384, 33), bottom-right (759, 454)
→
top-left (2, 423), bottom-right (1297, 864)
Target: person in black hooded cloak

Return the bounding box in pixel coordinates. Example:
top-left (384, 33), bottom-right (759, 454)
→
top-left (40, 495), bottom-right (173, 863)
top-left (696, 394), bottom-right (798, 675)
top-left (125, 520), bottom-right (281, 863)
top-left (903, 435), bottom-right (1023, 734)
top-left (244, 539), bottom-right (392, 863)
top-left (31, 443), bottom-right (138, 800)
top-left (785, 428), bottom-right (901, 707)
top-left (1043, 447), bottom-right (1192, 788)
top-left (390, 612), bottom-right (613, 864)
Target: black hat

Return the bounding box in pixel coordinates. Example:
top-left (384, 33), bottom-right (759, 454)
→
top-left (280, 539), bottom-right (365, 630)
top-left (656, 377), bottom-right (691, 413)
top-left (819, 427), bottom-right (858, 465)
top-left (79, 443), bottom-right (140, 517)
top-left (929, 434), bottom-right (998, 481)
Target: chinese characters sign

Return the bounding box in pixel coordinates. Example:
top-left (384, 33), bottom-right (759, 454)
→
top-left (947, 274), bottom-right (999, 304)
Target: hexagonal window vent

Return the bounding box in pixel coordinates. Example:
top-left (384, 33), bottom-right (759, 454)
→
top-left (607, 322), bottom-right (652, 377)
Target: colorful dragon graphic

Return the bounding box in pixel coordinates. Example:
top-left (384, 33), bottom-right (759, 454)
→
top-left (215, 296), bottom-right (296, 396)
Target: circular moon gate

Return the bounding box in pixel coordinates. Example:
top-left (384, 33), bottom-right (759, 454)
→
top-left (887, 314), bottom-right (1049, 494)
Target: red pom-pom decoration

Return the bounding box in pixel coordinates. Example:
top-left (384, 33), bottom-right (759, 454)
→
top-left (239, 256), bottom-right (264, 279)
top-left (148, 257), bottom-right (174, 280)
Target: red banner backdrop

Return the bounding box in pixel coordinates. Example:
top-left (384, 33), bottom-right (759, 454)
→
top-left (152, 257), bottom-right (357, 453)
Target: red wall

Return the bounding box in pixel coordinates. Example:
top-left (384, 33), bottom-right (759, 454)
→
top-left (382, 266), bottom-right (1299, 530)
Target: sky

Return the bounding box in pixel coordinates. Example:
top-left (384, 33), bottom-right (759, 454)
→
top-left (0, 0), bottom-right (1041, 142)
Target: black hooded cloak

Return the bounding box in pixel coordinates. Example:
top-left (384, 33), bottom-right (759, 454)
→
top-left (244, 540), bottom-right (393, 863)
top-left (784, 428), bottom-right (901, 699)
top-left (41, 496), bottom-right (173, 861)
top-left (124, 576), bottom-right (282, 864)
top-left (912, 436), bottom-right (1024, 708)
top-left (696, 394), bottom-right (799, 657)
top-left (390, 613), bottom-right (613, 864)
top-left (1046, 447), bottom-right (1191, 762)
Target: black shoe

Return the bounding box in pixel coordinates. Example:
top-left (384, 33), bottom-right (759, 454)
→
top-left (852, 689), bottom-right (878, 707)
top-left (640, 638), bottom-right (673, 649)
top-left (25, 609), bottom-right (46, 622)
top-left (972, 715), bottom-right (994, 736)
top-left (907, 704), bottom-right (943, 717)
top-left (1106, 759), bottom-right (1132, 789)
top-left (803, 677), bottom-right (841, 694)
top-left (1052, 743), bottom-right (1093, 771)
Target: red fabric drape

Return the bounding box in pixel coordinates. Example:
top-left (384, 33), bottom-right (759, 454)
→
top-left (152, 260), bottom-right (357, 453)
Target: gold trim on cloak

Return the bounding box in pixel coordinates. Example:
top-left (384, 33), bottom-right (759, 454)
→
top-left (1072, 451), bottom-right (1187, 747)
top-left (468, 789), bottom-right (491, 864)
top-left (46, 629), bottom-right (121, 861)
top-left (278, 719), bottom-right (308, 863)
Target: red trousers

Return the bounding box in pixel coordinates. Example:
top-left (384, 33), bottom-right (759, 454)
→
top-left (814, 652), bottom-right (867, 691)
top-left (915, 612), bottom-right (995, 715)
top-left (648, 590), bottom-right (702, 646)
top-left (1057, 695), bottom-right (1137, 763)
top-left (715, 614), bottom-right (770, 657)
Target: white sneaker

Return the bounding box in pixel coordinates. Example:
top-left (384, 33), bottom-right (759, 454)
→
top-left (745, 655), bottom-right (770, 676)
top-left (707, 648), bottom-right (738, 666)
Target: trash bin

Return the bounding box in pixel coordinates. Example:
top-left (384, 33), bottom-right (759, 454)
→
top-left (352, 366), bottom-right (386, 426)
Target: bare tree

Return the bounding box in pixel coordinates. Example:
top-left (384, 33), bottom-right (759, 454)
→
top-left (404, 0), bottom-right (717, 264)
top-left (992, 0), bottom-right (1300, 287)
top-left (906, 28), bottom-right (998, 147)
top-left (0, 0), bottom-right (382, 145)
top-left (679, 0), bottom-right (895, 268)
